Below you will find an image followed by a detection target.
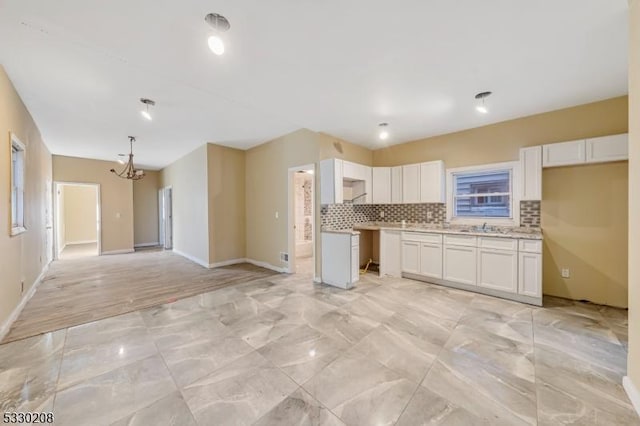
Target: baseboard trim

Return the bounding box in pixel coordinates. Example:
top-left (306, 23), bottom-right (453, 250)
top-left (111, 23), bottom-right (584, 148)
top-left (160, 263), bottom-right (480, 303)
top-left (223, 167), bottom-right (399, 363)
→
top-left (245, 258), bottom-right (288, 273)
top-left (172, 249), bottom-right (210, 269)
top-left (313, 276), bottom-right (322, 283)
top-left (0, 263), bottom-right (49, 342)
top-left (208, 258), bottom-right (247, 268)
top-left (623, 376), bottom-right (640, 416)
top-left (101, 249), bottom-right (135, 255)
top-left (134, 242), bottom-right (160, 248)
top-left (66, 240), bottom-right (98, 245)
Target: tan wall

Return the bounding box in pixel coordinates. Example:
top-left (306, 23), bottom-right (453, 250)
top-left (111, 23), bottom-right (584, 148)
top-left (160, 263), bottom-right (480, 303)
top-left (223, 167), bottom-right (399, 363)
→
top-left (133, 170), bottom-right (159, 246)
top-left (0, 66), bottom-right (52, 329)
top-left (542, 163), bottom-right (628, 307)
top-left (207, 144), bottom-right (246, 264)
top-left (159, 145), bottom-right (209, 264)
top-left (627, 0), bottom-right (640, 395)
top-left (62, 185), bottom-right (98, 244)
top-left (318, 132), bottom-right (373, 165)
top-left (373, 97), bottom-right (628, 168)
top-left (53, 155), bottom-right (133, 253)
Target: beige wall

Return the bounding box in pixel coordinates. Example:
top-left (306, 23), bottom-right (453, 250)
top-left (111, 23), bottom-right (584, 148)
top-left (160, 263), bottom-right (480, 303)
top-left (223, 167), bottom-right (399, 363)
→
top-left (627, 0), bottom-right (640, 397)
top-left (207, 144), bottom-right (246, 264)
top-left (159, 145), bottom-right (209, 264)
top-left (542, 163), bottom-right (628, 307)
top-left (0, 66), bottom-right (52, 330)
top-left (133, 170), bottom-right (159, 246)
top-left (53, 155), bottom-right (133, 253)
top-left (318, 132), bottom-right (373, 165)
top-left (373, 97), bottom-right (628, 168)
top-left (62, 185), bottom-right (98, 244)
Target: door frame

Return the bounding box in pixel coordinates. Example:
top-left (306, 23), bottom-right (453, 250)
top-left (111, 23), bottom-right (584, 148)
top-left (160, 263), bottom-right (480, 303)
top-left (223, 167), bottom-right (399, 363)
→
top-left (287, 163), bottom-right (316, 275)
top-left (158, 186), bottom-right (173, 249)
top-left (53, 181), bottom-right (102, 260)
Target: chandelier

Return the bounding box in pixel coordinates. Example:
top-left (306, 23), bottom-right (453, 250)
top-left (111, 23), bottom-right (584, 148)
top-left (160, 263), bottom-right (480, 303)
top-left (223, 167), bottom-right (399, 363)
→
top-left (110, 136), bottom-right (145, 180)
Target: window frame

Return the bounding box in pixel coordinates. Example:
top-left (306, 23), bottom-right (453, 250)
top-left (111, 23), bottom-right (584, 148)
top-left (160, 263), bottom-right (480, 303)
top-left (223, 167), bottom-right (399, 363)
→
top-left (10, 133), bottom-right (26, 236)
top-left (446, 161), bottom-right (520, 226)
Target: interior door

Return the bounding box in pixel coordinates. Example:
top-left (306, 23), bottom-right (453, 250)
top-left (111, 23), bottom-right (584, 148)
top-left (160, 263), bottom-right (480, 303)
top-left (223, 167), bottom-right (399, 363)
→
top-left (158, 189), bottom-right (165, 246)
top-left (163, 188), bottom-right (173, 249)
top-left (45, 179), bottom-right (53, 263)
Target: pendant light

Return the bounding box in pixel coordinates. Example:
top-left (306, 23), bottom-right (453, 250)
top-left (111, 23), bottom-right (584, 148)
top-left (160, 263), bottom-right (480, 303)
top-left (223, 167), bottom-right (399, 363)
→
top-left (475, 91), bottom-right (492, 114)
top-left (205, 13), bottom-right (230, 56)
top-left (140, 98), bottom-right (155, 121)
top-left (378, 123), bottom-right (390, 140)
top-left (110, 136), bottom-right (145, 180)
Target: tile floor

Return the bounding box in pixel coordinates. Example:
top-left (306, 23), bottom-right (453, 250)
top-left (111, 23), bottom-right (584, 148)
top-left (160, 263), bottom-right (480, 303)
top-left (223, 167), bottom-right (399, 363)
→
top-left (0, 259), bottom-right (637, 425)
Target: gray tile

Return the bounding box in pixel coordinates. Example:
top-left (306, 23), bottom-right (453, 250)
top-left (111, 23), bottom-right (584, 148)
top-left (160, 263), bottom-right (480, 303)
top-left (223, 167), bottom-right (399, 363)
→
top-left (458, 307), bottom-right (532, 344)
top-left (302, 350), bottom-right (417, 425)
top-left (309, 308), bottom-right (379, 346)
top-left (253, 388), bottom-right (345, 426)
top-left (110, 392), bottom-right (196, 426)
top-left (215, 296), bottom-right (270, 326)
top-left (227, 308), bottom-right (302, 349)
top-left (54, 355), bottom-right (176, 426)
top-left (182, 351), bottom-right (298, 426)
top-left (263, 293), bottom-right (336, 324)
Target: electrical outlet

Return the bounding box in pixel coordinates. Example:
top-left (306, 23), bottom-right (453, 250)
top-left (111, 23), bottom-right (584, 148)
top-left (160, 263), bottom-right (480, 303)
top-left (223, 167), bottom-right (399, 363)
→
top-left (561, 268), bottom-right (570, 278)
top-left (20, 280), bottom-right (24, 294)
top-left (379, 210), bottom-right (385, 218)
top-left (280, 252), bottom-right (289, 262)
top-left (427, 211), bottom-right (433, 220)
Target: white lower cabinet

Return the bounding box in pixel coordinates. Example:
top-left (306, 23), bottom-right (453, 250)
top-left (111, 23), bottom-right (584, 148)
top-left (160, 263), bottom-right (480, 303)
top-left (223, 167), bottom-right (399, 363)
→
top-left (401, 241), bottom-right (420, 275)
top-left (477, 248), bottom-right (518, 293)
top-left (380, 230), bottom-right (402, 278)
top-left (443, 245), bottom-right (477, 285)
top-left (420, 243), bottom-right (443, 279)
top-left (321, 232), bottom-right (359, 289)
top-left (519, 252), bottom-right (542, 298)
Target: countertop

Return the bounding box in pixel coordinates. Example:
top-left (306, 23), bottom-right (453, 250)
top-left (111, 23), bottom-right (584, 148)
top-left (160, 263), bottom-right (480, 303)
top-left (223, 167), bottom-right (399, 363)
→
top-left (321, 229), bottom-right (361, 236)
top-left (350, 222), bottom-right (543, 240)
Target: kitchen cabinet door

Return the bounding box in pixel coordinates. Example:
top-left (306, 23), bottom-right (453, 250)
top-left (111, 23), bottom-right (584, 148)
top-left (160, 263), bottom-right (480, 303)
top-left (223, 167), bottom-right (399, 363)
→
top-left (585, 133), bottom-right (628, 164)
top-left (372, 167), bottom-right (391, 204)
top-left (477, 248), bottom-right (518, 293)
top-left (542, 140), bottom-right (586, 167)
top-left (518, 252), bottom-right (541, 298)
top-left (419, 161), bottom-right (445, 203)
top-left (402, 164), bottom-right (420, 203)
top-left (343, 161), bottom-right (359, 180)
top-left (443, 245), bottom-right (476, 285)
top-left (391, 166), bottom-right (403, 204)
top-left (401, 240), bottom-right (420, 274)
top-left (320, 159), bottom-right (343, 204)
top-left (520, 146), bottom-right (542, 201)
top-left (380, 230), bottom-right (401, 278)
top-left (420, 242), bottom-right (443, 279)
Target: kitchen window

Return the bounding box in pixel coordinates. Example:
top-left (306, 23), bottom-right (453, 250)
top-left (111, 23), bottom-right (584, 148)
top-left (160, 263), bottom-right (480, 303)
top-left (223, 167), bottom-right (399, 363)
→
top-left (10, 133), bottom-right (26, 236)
top-left (446, 162), bottom-right (519, 225)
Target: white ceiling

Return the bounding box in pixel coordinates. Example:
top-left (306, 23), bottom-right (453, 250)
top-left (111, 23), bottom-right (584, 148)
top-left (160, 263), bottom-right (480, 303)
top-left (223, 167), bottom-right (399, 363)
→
top-left (0, 0), bottom-right (629, 169)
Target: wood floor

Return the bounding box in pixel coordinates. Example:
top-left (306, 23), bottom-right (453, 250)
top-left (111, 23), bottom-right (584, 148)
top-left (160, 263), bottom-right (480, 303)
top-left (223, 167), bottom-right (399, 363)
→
top-left (2, 250), bottom-right (278, 344)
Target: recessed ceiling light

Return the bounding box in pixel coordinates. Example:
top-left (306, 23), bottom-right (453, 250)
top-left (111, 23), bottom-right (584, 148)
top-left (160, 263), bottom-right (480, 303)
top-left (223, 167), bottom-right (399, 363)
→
top-left (205, 13), bottom-right (230, 56)
top-left (475, 91), bottom-right (492, 114)
top-left (140, 98), bottom-right (155, 121)
top-left (378, 123), bottom-right (390, 140)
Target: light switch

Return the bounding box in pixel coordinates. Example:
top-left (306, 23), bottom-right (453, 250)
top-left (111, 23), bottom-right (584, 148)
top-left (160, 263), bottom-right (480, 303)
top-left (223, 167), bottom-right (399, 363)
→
top-left (275, 211), bottom-right (279, 219)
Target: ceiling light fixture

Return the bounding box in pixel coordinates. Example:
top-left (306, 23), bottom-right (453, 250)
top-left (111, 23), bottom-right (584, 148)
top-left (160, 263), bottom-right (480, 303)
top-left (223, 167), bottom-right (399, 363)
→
top-left (205, 13), bottom-right (230, 56)
top-left (475, 91), bottom-right (492, 114)
top-left (378, 123), bottom-right (390, 140)
top-left (110, 136), bottom-right (145, 180)
top-left (140, 98), bottom-right (155, 121)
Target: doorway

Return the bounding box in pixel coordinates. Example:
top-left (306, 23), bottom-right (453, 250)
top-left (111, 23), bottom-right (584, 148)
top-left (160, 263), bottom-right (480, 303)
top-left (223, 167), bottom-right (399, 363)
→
top-left (54, 182), bottom-right (101, 260)
top-left (288, 164), bottom-right (315, 275)
top-left (158, 186), bottom-right (173, 249)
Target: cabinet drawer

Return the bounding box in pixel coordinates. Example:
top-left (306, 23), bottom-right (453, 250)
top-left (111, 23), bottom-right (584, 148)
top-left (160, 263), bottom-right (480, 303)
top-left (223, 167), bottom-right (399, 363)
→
top-left (444, 234), bottom-right (477, 247)
top-left (479, 237), bottom-right (517, 251)
top-left (518, 239), bottom-right (542, 254)
top-left (402, 232), bottom-right (442, 244)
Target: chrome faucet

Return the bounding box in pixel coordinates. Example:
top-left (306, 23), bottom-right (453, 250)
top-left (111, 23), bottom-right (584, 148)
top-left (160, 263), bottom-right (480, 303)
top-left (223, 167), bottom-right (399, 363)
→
top-left (482, 222), bottom-right (488, 231)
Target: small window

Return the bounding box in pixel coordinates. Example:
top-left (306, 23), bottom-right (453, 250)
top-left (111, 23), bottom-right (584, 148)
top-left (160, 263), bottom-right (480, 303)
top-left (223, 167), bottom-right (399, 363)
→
top-left (447, 163), bottom-right (518, 224)
top-left (10, 133), bottom-right (26, 236)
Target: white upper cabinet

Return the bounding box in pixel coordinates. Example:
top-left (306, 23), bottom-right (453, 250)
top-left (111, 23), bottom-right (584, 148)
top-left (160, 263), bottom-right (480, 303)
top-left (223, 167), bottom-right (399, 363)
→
top-left (320, 158), bottom-right (343, 204)
top-left (519, 146), bottom-right (542, 200)
top-left (402, 164), bottom-right (421, 203)
top-left (372, 167), bottom-right (391, 204)
top-left (391, 166), bottom-right (403, 204)
top-left (542, 139), bottom-right (586, 168)
top-left (586, 133), bottom-right (628, 164)
top-left (342, 161), bottom-right (359, 180)
top-left (419, 160), bottom-right (445, 203)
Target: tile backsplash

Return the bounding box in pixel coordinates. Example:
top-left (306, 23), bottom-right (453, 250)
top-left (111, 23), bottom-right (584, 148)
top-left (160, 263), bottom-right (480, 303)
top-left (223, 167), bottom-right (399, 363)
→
top-left (321, 201), bottom-right (541, 230)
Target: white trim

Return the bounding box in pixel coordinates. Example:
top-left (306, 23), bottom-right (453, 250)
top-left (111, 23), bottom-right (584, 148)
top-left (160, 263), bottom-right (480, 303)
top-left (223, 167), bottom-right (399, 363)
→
top-left (0, 263), bottom-right (49, 342)
top-left (172, 249), bottom-right (209, 268)
top-left (134, 242), bottom-right (160, 248)
top-left (313, 276), bottom-right (322, 283)
top-left (66, 240), bottom-right (98, 245)
top-left (102, 249), bottom-right (135, 255)
top-left (446, 161), bottom-right (520, 226)
top-left (623, 376), bottom-right (640, 417)
top-left (287, 163), bottom-right (316, 276)
top-left (53, 182), bottom-right (102, 259)
top-left (208, 258), bottom-right (247, 268)
top-left (245, 258), bottom-right (288, 273)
